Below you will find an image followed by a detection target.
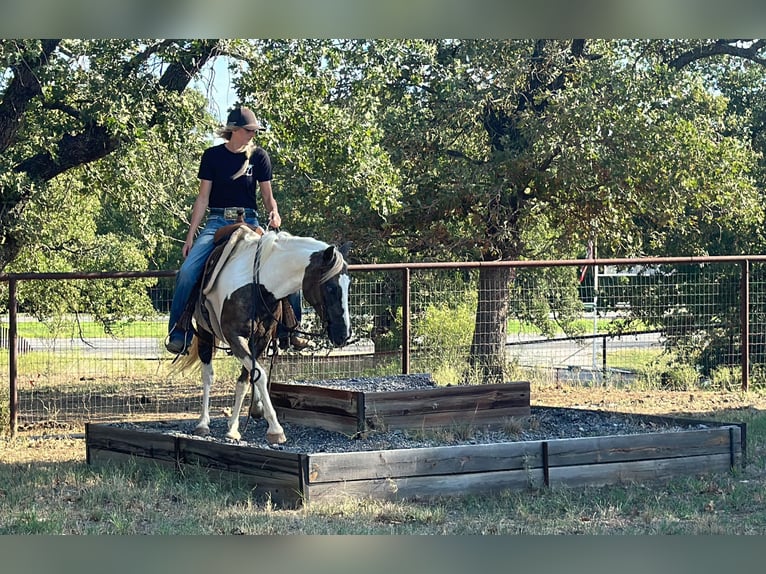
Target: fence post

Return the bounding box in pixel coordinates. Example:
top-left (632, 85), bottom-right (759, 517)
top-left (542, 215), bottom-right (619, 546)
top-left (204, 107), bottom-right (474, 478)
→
top-left (401, 268), bottom-right (411, 375)
top-left (741, 260), bottom-right (750, 392)
top-left (8, 279), bottom-right (18, 436)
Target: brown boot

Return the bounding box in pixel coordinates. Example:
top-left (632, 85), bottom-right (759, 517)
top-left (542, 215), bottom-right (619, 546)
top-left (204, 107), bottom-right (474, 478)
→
top-left (289, 334), bottom-right (310, 350)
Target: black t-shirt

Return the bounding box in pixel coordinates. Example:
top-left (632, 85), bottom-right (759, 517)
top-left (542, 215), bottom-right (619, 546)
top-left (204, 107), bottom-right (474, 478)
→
top-left (198, 144), bottom-right (273, 209)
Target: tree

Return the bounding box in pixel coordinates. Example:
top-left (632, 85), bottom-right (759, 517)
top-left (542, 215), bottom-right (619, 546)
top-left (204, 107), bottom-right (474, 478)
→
top-left (230, 39), bottom-right (766, 382)
top-left (0, 39), bottom-right (225, 323)
top-left (0, 39), bottom-right (223, 274)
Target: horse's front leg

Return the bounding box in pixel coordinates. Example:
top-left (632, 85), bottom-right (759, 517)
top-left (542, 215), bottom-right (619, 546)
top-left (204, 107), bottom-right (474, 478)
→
top-left (249, 360), bottom-right (286, 444)
top-left (226, 361), bottom-right (285, 444)
top-left (193, 361), bottom-right (214, 437)
top-left (224, 364), bottom-right (263, 440)
top-left (225, 361), bottom-right (284, 442)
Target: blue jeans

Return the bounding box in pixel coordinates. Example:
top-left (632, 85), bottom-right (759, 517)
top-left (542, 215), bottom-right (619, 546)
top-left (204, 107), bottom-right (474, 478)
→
top-left (168, 216), bottom-right (303, 339)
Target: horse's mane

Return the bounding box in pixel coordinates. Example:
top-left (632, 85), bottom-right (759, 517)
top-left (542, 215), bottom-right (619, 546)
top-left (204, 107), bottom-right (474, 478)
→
top-left (260, 230), bottom-right (343, 284)
top-left (320, 247), bottom-right (345, 284)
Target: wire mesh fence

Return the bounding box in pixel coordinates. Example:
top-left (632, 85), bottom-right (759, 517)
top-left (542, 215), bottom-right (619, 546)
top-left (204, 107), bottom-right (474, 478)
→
top-left (3, 256), bottom-right (766, 434)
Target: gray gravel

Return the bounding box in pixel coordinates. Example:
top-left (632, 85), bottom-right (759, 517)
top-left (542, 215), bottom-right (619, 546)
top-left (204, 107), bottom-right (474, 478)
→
top-left (111, 374), bottom-right (714, 454)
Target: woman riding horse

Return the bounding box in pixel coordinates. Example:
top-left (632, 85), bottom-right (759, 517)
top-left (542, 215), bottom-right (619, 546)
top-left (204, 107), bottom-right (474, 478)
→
top-left (166, 107), bottom-right (306, 355)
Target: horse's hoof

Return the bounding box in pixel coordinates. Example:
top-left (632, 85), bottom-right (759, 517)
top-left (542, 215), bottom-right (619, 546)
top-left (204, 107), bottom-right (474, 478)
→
top-left (267, 432), bottom-right (287, 445)
top-left (225, 431), bottom-right (242, 441)
top-left (193, 426), bottom-right (210, 437)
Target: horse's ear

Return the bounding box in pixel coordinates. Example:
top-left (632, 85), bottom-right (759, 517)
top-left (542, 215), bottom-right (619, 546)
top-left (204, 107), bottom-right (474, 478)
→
top-left (338, 241), bottom-right (352, 258)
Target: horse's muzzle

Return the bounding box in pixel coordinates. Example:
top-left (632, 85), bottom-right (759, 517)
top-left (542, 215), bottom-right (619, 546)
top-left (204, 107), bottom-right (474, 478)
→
top-left (328, 324), bottom-right (351, 347)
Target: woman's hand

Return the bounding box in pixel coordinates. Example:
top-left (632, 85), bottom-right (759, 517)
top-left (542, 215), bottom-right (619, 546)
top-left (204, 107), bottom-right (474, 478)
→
top-left (182, 237), bottom-right (194, 258)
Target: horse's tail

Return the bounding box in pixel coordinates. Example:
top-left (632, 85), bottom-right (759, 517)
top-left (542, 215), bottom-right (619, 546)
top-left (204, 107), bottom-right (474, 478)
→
top-left (169, 335), bottom-right (201, 373)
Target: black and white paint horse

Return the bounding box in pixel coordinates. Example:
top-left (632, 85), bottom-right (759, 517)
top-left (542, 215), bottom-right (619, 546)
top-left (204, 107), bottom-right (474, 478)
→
top-left (175, 228), bottom-right (351, 444)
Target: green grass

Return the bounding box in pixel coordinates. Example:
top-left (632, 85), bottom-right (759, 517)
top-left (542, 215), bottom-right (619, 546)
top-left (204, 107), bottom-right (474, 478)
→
top-left (2, 404), bottom-right (766, 534)
top-left (506, 317), bottom-right (652, 337)
top-left (607, 348), bottom-right (665, 371)
top-left (13, 319), bottom-right (166, 339)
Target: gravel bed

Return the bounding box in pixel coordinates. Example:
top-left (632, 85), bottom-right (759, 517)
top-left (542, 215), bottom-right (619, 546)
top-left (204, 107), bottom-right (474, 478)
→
top-left (109, 375), bottom-right (715, 454)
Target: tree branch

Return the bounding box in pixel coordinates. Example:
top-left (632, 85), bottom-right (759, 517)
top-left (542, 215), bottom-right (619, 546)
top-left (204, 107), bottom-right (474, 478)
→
top-left (159, 40), bottom-right (222, 93)
top-left (0, 39), bottom-right (61, 154)
top-left (668, 39), bottom-right (766, 69)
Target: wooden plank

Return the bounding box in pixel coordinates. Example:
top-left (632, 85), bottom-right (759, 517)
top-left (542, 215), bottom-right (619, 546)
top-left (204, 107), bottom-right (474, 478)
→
top-left (269, 383), bottom-right (359, 415)
top-left (547, 427), bottom-right (741, 466)
top-left (85, 414), bottom-right (745, 506)
top-left (87, 447), bottom-right (178, 471)
top-left (86, 424), bottom-right (178, 464)
top-left (178, 437), bottom-right (302, 479)
top-left (306, 441), bottom-right (543, 483)
top-left (306, 467), bottom-right (545, 502)
top-left (366, 382), bottom-right (530, 416)
top-left (275, 409), bottom-right (360, 434)
top-left (549, 453), bottom-right (737, 488)
top-left (90, 444), bottom-right (304, 507)
top-left (270, 381), bottom-right (530, 433)
top-left (196, 467), bottom-right (305, 508)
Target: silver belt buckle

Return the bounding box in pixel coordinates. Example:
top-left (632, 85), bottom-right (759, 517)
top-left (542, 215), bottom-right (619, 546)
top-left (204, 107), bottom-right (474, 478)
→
top-left (223, 207), bottom-right (240, 220)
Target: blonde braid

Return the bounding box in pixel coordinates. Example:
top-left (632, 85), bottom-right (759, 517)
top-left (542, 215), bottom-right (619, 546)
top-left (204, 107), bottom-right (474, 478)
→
top-left (231, 142), bottom-right (256, 180)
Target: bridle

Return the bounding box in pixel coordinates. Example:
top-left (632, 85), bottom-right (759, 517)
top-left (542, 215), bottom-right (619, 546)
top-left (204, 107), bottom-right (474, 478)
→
top-left (251, 238), bottom-right (345, 341)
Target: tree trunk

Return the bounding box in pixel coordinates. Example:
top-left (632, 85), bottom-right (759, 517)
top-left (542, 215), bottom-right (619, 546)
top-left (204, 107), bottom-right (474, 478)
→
top-left (469, 266), bottom-right (511, 383)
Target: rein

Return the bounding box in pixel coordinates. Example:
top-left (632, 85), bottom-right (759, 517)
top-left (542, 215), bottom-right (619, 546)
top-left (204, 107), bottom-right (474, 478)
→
top-left (242, 237), bottom-right (269, 435)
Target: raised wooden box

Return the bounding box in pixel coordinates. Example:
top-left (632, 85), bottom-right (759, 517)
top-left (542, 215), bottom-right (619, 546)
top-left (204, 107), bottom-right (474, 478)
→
top-left (86, 408), bottom-right (745, 507)
top-left (268, 380), bottom-right (531, 435)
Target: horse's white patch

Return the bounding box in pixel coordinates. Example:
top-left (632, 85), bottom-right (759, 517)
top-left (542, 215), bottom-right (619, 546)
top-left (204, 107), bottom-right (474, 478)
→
top-left (339, 273), bottom-right (351, 335)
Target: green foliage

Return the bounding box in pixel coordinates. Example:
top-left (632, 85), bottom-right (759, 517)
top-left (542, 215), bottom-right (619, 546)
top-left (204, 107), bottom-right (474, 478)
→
top-left (510, 267), bottom-right (586, 338)
top-left (233, 39), bottom-right (403, 255)
top-left (10, 233), bottom-right (158, 332)
top-left (709, 365), bottom-right (741, 391)
top-left (4, 39), bottom-right (766, 381)
top-left (411, 288), bottom-right (477, 384)
top-left (1, 39), bottom-right (221, 324)
top-left (417, 294), bottom-right (476, 351)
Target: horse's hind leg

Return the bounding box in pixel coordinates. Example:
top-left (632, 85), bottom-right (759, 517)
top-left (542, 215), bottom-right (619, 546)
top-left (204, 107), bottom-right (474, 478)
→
top-left (192, 334), bottom-right (216, 437)
top-left (194, 361), bottom-right (214, 437)
top-left (224, 372), bottom-right (249, 441)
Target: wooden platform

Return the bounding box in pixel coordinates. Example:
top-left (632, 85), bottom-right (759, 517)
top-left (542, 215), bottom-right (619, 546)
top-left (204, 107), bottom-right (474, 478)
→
top-left (86, 407), bottom-right (745, 507)
top-left (268, 380), bottom-right (531, 434)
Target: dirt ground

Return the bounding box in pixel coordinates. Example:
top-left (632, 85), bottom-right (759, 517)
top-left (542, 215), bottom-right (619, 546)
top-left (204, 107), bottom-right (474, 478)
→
top-left (3, 383), bottom-right (765, 466)
top-left (531, 383), bottom-right (766, 421)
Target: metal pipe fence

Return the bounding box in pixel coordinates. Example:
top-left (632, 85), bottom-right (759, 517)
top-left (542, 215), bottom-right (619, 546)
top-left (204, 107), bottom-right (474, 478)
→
top-left (3, 254), bottom-right (766, 436)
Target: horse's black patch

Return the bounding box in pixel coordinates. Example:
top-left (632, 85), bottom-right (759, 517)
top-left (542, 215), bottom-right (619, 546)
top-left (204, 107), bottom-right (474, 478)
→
top-left (302, 247), bottom-right (350, 346)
